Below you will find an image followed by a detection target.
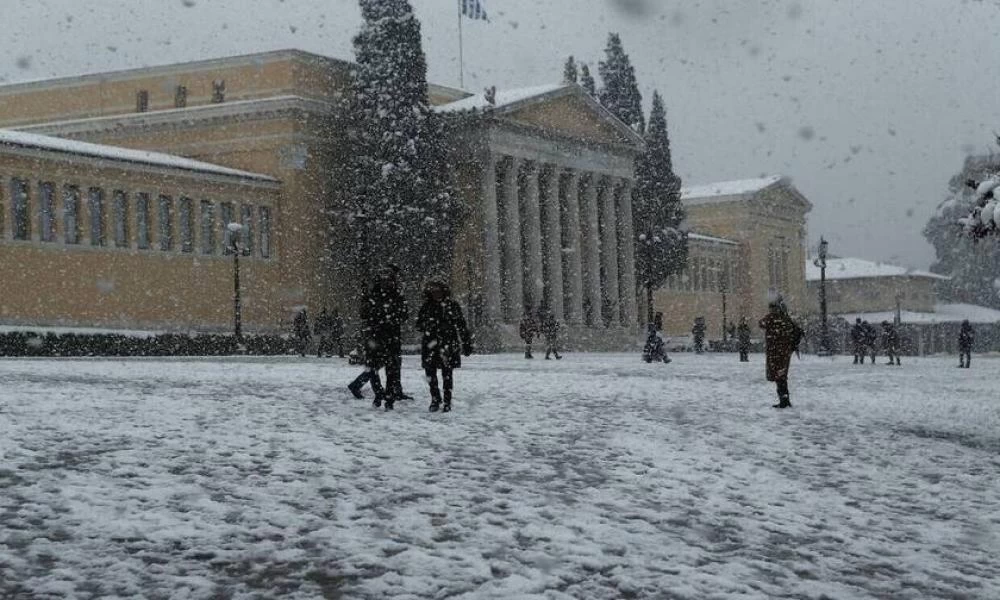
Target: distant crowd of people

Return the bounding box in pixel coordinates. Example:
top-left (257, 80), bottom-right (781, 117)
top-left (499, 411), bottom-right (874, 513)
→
top-left (289, 280), bottom-right (981, 413)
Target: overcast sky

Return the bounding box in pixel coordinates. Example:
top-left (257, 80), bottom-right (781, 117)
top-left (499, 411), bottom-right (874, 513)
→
top-left (4, 0), bottom-right (1000, 268)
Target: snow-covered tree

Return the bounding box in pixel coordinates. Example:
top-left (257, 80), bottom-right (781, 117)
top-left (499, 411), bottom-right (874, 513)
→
top-left (598, 33), bottom-right (644, 133)
top-left (341, 0), bottom-right (458, 289)
top-left (633, 91), bottom-right (687, 323)
top-left (563, 56), bottom-right (578, 84)
top-left (579, 64), bottom-right (596, 96)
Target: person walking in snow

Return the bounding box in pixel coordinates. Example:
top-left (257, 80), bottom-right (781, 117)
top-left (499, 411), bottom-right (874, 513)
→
top-left (416, 280), bottom-right (473, 413)
top-left (881, 321), bottom-right (901, 366)
top-left (862, 320), bottom-right (878, 364)
top-left (519, 309), bottom-right (539, 359)
top-left (692, 317), bottom-right (706, 354)
top-left (314, 307), bottom-right (334, 357)
top-left (293, 308), bottom-right (312, 357)
top-left (851, 318), bottom-right (866, 365)
top-left (350, 265), bottom-right (409, 411)
top-left (737, 317), bottom-right (752, 362)
top-left (958, 320), bottom-right (975, 368)
top-left (759, 297), bottom-right (803, 409)
top-left (642, 322), bottom-right (671, 363)
top-left (541, 307), bottom-right (562, 360)
top-left (330, 309), bottom-right (346, 358)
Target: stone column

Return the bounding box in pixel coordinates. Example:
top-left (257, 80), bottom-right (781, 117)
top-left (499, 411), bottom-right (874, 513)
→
top-left (481, 153), bottom-right (502, 324)
top-left (543, 165), bottom-right (565, 321)
top-left (599, 177), bottom-right (620, 326)
top-left (522, 161), bottom-right (544, 312)
top-left (581, 174), bottom-right (603, 327)
top-left (563, 170), bottom-right (585, 325)
top-left (616, 179), bottom-right (638, 328)
top-left (501, 156), bottom-right (523, 320)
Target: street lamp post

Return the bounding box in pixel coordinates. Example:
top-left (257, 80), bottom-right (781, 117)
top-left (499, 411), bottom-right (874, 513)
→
top-left (815, 237), bottom-right (830, 356)
top-left (227, 222), bottom-right (244, 341)
top-left (720, 268), bottom-right (728, 345)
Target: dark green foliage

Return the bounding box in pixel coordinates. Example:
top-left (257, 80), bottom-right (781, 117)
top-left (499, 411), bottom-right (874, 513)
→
top-left (341, 0), bottom-right (459, 289)
top-left (563, 56), bottom-right (578, 83)
top-left (579, 64), bottom-right (596, 96)
top-left (924, 153), bottom-right (1000, 308)
top-left (633, 91), bottom-right (687, 322)
top-left (598, 33), bottom-right (644, 133)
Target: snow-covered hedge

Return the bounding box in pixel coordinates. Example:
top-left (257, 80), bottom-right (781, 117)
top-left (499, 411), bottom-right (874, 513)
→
top-left (0, 331), bottom-right (295, 357)
top-left (958, 175), bottom-right (1000, 238)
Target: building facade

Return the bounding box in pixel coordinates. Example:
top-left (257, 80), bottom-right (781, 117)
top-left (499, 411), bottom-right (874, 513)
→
top-left (0, 49), bottom-right (644, 348)
top-left (653, 176), bottom-right (812, 338)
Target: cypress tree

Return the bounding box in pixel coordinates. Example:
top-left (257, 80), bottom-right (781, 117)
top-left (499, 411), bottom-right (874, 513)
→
top-left (633, 91), bottom-right (687, 323)
top-left (563, 56), bottom-right (578, 83)
top-left (341, 0), bottom-right (458, 289)
top-left (598, 33), bottom-right (644, 133)
top-left (579, 64), bottom-right (596, 95)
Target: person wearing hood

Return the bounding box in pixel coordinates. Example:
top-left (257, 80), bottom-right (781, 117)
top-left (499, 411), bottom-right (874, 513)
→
top-left (958, 319), bottom-right (975, 368)
top-left (758, 296), bottom-right (803, 409)
top-left (416, 280), bottom-right (473, 413)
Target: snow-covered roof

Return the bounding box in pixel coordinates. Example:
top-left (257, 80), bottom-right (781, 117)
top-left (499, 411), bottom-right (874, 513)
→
top-left (0, 129), bottom-right (278, 183)
top-left (681, 176), bottom-right (784, 204)
top-left (433, 84), bottom-right (569, 114)
top-left (843, 303), bottom-right (1000, 325)
top-left (688, 232), bottom-right (739, 246)
top-left (806, 257), bottom-right (949, 282)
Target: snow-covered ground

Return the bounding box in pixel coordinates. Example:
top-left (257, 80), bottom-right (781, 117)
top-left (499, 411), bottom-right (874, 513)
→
top-left (1, 353), bottom-right (998, 599)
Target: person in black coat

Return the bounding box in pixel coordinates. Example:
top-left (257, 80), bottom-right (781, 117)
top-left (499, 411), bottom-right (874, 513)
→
top-left (642, 323), bottom-right (671, 364)
top-left (862, 320), bottom-right (878, 364)
top-left (416, 281), bottom-right (472, 413)
top-left (850, 318), bottom-right (865, 365)
top-left (692, 317), bottom-right (706, 354)
top-left (540, 307), bottom-right (562, 360)
top-left (354, 265), bottom-right (409, 410)
top-left (881, 321), bottom-right (901, 366)
top-left (737, 317), bottom-right (752, 362)
top-left (759, 297), bottom-right (803, 408)
top-left (958, 320), bottom-right (975, 368)
top-left (293, 308), bottom-right (311, 357)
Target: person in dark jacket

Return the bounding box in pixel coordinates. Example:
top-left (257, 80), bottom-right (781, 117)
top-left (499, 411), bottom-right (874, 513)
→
top-left (519, 309), bottom-right (539, 359)
top-left (850, 318), bottom-right (865, 365)
top-left (416, 281), bottom-right (473, 412)
top-left (352, 265), bottom-right (409, 410)
top-left (293, 308), bottom-right (311, 357)
top-left (314, 308), bottom-right (333, 358)
top-left (737, 317), bottom-right (752, 362)
top-left (759, 297), bottom-right (803, 408)
top-left (541, 308), bottom-right (562, 360)
top-left (692, 317), bottom-right (706, 354)
top-left (862, 320), bottom-right (878, 364)
top-left (642, 323), bottom-right (671, 364)
top-left (881, 321), bottom-right (901, 366)
top-left (330, 309), bottom-right (345, 358)
top-left (958, 320), bottom-right (975, 368)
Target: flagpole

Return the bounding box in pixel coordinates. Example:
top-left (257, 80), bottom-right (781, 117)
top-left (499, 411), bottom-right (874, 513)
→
top-left (457, 0), bottom-right (465, 89)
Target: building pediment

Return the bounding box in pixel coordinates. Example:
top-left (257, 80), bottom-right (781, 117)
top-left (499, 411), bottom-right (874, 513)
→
top-left (435, 84), bottom-right (644, 153)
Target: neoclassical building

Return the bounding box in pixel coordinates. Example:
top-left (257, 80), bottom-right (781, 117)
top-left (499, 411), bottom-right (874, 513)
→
top-left (653, 176), bottom-right (813, 338)
top-left (0, 49), bottom-right (644, 349)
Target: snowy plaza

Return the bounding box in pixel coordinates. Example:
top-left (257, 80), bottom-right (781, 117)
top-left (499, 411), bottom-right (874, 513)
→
top-left (1, 353), bottom-right (998, 599)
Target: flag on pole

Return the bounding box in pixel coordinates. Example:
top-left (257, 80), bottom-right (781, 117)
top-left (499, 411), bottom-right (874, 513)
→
top-left (461, 0), bottom-right (488, 21)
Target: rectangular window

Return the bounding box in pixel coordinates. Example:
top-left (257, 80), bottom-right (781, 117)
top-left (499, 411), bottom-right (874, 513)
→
top-left (113, 191), bottom-right (129, 248)
top-left (158, 195), bottom-right (173, 251)
top-left (240, 204), bottom-right (254, 256)
top-left (221, 201), bottom-right (235, 254)
top-left (10, 178), bottom-right (30, 240)
top-left (63, 185), bottom-right (80, 244)
top-left (692, 258), bottom-right (701, 291)
top-left (259, 206), bottom-right (271, 258)
top-left (39, 181), bottom-right (56, 242)
top-left (179, 197), bottom-right (194, 253)
top-left (200, 200), bottom-right (215, 254)
top-left (88, 187), bottom-right (105, 246)
top-left (174, 85), bottom-right (187, 108)
top-left (136, 89), bottom-right (149, 112)
top-left (136, 193), bottom-right (150, 249)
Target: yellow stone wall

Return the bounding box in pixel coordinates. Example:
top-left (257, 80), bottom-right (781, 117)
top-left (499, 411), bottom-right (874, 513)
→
top-left (807, 276), bottom-right (938, 316)
top-left (0, 151), bottom-right (281, 332)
